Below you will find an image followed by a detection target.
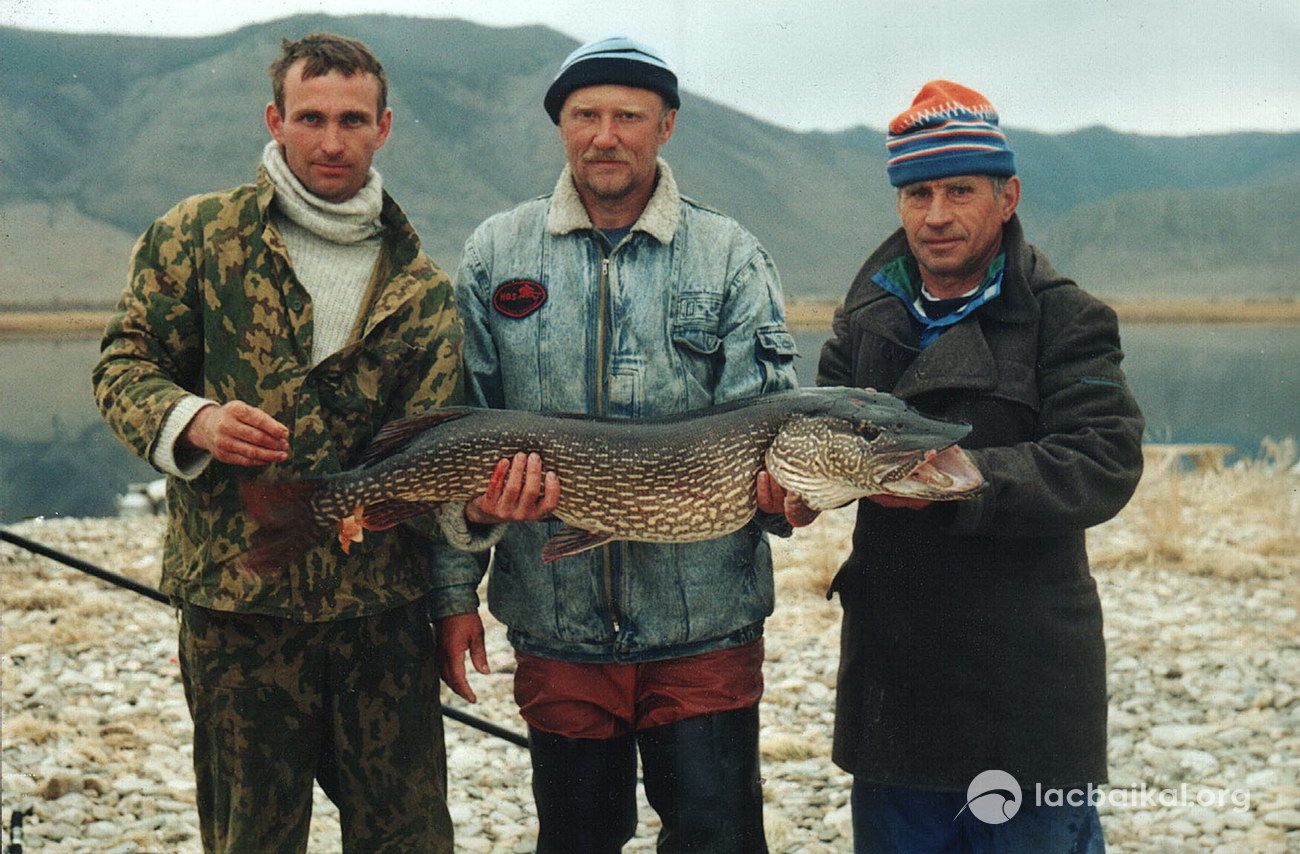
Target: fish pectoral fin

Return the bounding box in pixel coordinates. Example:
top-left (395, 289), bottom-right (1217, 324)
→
top-left (338, 505), bottom-right (367, 554)
top-left (541, 526), bottom-right (616, 563)
top-left (362, 499), bottom-right (443, 531)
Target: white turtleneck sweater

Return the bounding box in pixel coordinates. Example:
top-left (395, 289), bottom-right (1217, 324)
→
top-left (152, 143), bottom-right (386, 478)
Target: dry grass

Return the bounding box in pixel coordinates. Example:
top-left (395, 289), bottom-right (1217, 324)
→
top-left (4, 298), bottom-right (1299, 337)
top-left (71, 590), bottom-right (128, 619)
top-left (761, 732), bottom-right (825, 762)
top-left (1091, 437), bottom-right (1300, 582)
top-left (785, 297), bottom-right (1300, 330)
top-left (4, 617), bottom-right (106, 648)
top-left (773, 506), bottom-right (856, 599)
top-left (1130, 472), bottom-right (1191, 564)
top-left (3, 711), bottom-right (72, 746)
top-left (774, 441), bottom-right (1299, 592)
top-left (784, 299), bottom-right (842, 331)
top-left (0, 310), bottom-right (112, 337)
top-left (1106, 297), bottom-right (1300, 325)
top-left (4, 587), bottom-right (71, 611)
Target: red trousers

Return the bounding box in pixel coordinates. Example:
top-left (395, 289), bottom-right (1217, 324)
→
top-left (515, 639), bottom-right (765, 739)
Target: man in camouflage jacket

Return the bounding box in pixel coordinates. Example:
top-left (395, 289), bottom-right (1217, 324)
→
top-left (93, 33), bottom-right (460, 853)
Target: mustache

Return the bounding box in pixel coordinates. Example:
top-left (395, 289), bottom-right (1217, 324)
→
top-left (582, 149), bottom-right (630, 164)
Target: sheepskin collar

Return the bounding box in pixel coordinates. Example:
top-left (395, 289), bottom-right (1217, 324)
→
top-left (546, 158), bottom-right (681, 244)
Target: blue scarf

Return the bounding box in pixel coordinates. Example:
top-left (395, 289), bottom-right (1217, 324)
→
top-left (872, 253), bottom-right (1005, 349)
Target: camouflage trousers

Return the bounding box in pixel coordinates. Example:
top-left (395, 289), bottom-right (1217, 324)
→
top-left (178, 598), bottom-right (452, 853)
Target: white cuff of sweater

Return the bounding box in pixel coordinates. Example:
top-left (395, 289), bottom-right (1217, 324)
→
top-left (434, 502), bottom-right (509, 552)
top-left (151, 396), bottom-right (217, 480)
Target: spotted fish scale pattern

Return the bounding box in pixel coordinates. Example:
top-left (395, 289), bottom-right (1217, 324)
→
top-left (254, 386), bottom-right (975, 561)
top-left (333, 414), bottom-right (774, 542)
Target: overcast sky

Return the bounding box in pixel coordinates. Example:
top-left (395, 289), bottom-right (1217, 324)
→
top-left (4, 0), bottom-right (1298, 137)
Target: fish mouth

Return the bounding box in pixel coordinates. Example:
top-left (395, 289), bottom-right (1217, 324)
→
top-left (884, 445), bottom-right (985, 498)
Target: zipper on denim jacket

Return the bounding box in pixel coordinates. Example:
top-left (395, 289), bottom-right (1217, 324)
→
top-left (594, 248), bottom-right (622, 638)
top-left (596, 253), bottom-right (610, 415)
top-left (603, 547), bottom-right (620, 636)
top-left (595, 249), bottom-right (624, 636)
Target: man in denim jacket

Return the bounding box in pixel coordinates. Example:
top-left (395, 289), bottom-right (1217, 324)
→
top-left (430, 36), bottom-right (806, 853)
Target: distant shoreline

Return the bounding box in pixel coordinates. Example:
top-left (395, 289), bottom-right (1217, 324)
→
top-left (2, 299), bottom-right (1298, 337)
top-left (786, 297), bottom-right (1300, 330)
top-left (0, 310), bottom-right (117, 338)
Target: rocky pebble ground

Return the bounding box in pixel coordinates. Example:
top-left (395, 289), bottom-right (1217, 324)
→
top-left (3, 448), bottom-right (1298, 853)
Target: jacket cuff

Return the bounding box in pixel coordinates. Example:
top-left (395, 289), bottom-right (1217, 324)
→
top-left (151, 396), bottom-right (216, 479)
top-left (426, 538), bottom-right (489, 619)
top-left (434, 502), bottom-right (509, 552)
top-left (428, 583), bottom-right (482, 621)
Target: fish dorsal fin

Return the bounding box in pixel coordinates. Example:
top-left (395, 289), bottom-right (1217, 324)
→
top-left (542, 526), bottom-right (616, 563)
top-left (360, 408), bottom-right (476, 466)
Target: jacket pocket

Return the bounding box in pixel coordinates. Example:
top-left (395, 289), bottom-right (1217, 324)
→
top-left (316, 337), bottom-right (418, 418)
top-left (756, 323), bottom-right (799, 391)
top-left (671, 328), bottom-right (721, 356)
top-left (671, 291), bottom-right (723, 399)
top-left (179, 604), bottom-right (288, 691)
top-left (672, 291), bottom-right (723, 332)
top-left (606, 354), bottom-right (645, 419)
top-left (671, 290), bottom-right (723, 357)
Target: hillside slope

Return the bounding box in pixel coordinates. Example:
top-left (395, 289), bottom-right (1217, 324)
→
top-left (2, 15), bottom-right (1298, 303)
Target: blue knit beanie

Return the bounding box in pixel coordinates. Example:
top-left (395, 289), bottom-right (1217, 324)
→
top-left (885, 80), bottom-right (1016, 188)
top-left (544, 36), bottom-right (680, 124)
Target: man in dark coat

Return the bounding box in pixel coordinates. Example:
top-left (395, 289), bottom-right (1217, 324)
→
top-left (817, 80), bottom-right (1144, 853)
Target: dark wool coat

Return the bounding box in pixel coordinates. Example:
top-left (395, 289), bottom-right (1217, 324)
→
top-left (817, 215), bottom-right (1144, 790)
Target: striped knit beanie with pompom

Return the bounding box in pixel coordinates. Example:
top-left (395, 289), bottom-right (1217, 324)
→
top-left (885, 80), bottom-right (1016, 187)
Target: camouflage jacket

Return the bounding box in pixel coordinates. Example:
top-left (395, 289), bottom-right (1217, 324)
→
top-left (94, 167), bottom-right (463, 621)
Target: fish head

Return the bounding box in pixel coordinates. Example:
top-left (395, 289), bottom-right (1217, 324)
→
top-left (767, 387), bottom-right (985, 509)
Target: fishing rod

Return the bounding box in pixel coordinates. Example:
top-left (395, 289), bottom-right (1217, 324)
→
top-left (0, 527), bottom-right (529, 749)
top-left (1, 527), bottom-right (170, 605)
top-left (4, 808), bottom-right (29, 854)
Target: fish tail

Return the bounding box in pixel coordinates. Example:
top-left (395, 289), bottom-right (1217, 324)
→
top-left (240, 479), bottom-right (328, 573)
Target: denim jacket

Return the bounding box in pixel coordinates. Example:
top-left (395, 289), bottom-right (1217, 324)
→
top-left (429, 160), bottom-right (799, 662)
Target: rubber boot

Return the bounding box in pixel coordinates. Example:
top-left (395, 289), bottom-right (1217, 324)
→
top-left (637, 705), bottom-right (768, 853)
top-left (528, 727), bottom-right (638, 854)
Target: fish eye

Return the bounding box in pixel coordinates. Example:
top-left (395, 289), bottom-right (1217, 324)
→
top-left (856, 422), bottom-right (882, 441)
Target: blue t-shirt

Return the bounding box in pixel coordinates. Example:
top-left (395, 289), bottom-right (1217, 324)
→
top-left (598, 226), bottom-right (632, 248)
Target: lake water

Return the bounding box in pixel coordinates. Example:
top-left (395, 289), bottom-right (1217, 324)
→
top-left (792, 325), bottom-right (1300, 453)
top-left (1, 324), bottom-right (1297, 518)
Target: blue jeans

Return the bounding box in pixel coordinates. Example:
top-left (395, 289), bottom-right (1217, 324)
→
top-left (852, 781), bottom-right (1105, 854)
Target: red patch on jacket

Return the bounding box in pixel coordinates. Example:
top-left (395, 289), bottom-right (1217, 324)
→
top-left (493, 280), bottom-right (548, 318)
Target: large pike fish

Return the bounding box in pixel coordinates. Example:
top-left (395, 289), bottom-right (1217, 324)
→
top-left (241, 387), bottom-right (984, 570)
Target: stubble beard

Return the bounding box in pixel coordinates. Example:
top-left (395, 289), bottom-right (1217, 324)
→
top-left (578, 153), bottom-right (637, 202)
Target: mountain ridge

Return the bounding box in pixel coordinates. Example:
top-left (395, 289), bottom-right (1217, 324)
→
top-left (2, 14), bottom-right (1297, 304)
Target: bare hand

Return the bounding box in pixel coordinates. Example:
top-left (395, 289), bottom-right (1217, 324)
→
top-left (437, 612), bottom-right (490, 703)
top-left (868, 495), bottom-right (932, 510)
top-left (756, 470), bottom-right (820, 528)
top-left (465, 452), bottom-right (560, 525)
top-left (182, 401), bottom-right (290, 466)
